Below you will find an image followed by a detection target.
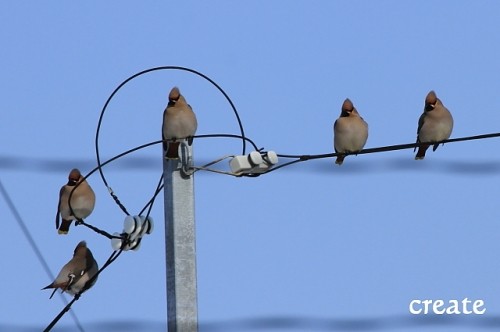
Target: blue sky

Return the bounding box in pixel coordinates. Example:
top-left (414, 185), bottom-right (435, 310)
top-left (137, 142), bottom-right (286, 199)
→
top-left (2, 1), bottom-right (500, 331)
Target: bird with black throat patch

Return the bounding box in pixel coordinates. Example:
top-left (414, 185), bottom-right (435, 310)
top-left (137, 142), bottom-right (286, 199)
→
top-left (333, 98), bottom-right (369, 165)
top-left (415, 90), bottom-right (453, 160)
top-left (42, 241), bottom-right (98, 299)
top-left (162, 87), bottom-right (198, 159)
top-left (55, 168), bottom-right (95, 235)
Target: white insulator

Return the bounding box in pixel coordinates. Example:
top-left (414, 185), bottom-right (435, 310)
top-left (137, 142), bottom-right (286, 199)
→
top-left (118, 216), bottom-right (154, 251)
top-left (111, 232), bottom-right (123, 251)
top-left (249, 151), bottom-right (279, 174)
top-left (127, 237), bottom-right (139, 251)
top-left (230, 151), bottom-right (279, 174)
top-left (130, 216), bottom-right (144, 239)
top-left (264, 151), bottom-right (279, 165)
top-left (131, 238), bottom-right (142, 251)
top-left (229, 155), bottom-right (252, 173)
top-left (248, 151), bottom-right (263, 165)
top-left (123, 216), bottom-right (137, 235)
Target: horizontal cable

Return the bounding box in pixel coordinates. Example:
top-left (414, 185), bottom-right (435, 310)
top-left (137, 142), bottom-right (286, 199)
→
top-left (277, 132), bottom-right (500, 160)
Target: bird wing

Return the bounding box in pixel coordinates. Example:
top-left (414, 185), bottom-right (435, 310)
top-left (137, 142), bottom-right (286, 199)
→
top-left (66, 255), bottom-right (88, 287)
top-left (333, 119), bottom-right (339, 153)
top-left (414, 112), bottom-right (427, 152)
top-left (416, 112), bottom-right (426, 137)
top-left (162, 107), bottom-right (167, 142)
top-left (55, 186), bottom-right (65, 229)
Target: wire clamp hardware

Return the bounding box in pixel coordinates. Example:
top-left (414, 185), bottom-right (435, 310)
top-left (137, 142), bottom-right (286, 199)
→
top-left (229, 151), bottom-right (279, 175)
top-left (111, 215), bottom-right (154, 251)
top-left (179, 140), bottom-right (195, 177)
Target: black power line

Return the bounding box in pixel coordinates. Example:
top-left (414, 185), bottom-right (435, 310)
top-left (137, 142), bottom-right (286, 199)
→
top-left (95, 66), bottom-right (248, 207)
top-left (44, 128), bottom-right (500, 329)
top-left (46, 156), bottom-right (163, 330)
top-left (41, 65), bottom-right (500, 331)
top-left (265, 132), bottom-right (500, 174)
top-left (0, 179), bottom-right (85, 332)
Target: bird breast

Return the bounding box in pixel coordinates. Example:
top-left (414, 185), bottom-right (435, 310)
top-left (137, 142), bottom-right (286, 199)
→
top-left (334, 117), bottom-right (368, 152)
top-left (61, 185), bottom-right (95, 220)
top-left (419, 110), bottom-right (453, 142)
top-left (163, 109), bottom-right (198, 139)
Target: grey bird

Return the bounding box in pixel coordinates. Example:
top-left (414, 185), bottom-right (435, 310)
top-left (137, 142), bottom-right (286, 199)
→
top-left (415, 90), bottom-right (453, 160)
top-left (42, 241), bottom-right (98, 299)
top-left (162, 87), bottom-right (198, 159)
top-left (56, 168), bottom-right (95, 234)
top-left (333, 98), bottom-right (369, 165)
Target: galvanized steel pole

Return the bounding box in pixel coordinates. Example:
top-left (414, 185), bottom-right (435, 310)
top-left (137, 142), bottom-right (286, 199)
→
top-left (163, 143), bottom-right (198, 332)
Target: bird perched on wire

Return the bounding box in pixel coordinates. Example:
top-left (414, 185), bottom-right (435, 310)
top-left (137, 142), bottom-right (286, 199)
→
top-left (333, 98), bottom-right (369, 165)
top-left (162, 87), bottom-right (198, 159)
top-left (42, 241), bottom-right (98, 299)
top-left (415, 90), bottom-right (454, 160)
top-left (56, 168), bottom-right (95, 235)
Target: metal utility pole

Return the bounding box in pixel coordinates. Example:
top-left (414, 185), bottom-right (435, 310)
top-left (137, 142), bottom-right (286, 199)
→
top-left (163, 143), bottom-right (198, 332)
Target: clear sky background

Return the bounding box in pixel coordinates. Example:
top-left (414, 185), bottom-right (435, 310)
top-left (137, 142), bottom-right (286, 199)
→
top-left (2, 1), bottom-right (500, 331)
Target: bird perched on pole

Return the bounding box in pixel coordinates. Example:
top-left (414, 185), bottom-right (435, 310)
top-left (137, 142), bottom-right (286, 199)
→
top-left (56, 168), bottom-right (95, 235)
top-left (333, 98), bottom-right (369, 165)
top-left (162, 87), bottom-right (198, 159)
top-left (415, 90), bottom-right (454, 160)
top-left (42, 241), bottom-right (98, 299)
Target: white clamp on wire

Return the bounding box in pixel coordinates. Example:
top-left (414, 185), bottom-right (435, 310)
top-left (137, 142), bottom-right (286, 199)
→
top-left (229, 151), bottom-right (279, 175)
top-left (111, 215), bottom-right (154, 251)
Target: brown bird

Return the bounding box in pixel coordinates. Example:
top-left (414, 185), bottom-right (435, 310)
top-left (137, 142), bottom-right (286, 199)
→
top-left (333, 98), bottom-right (369, 165)
top-left (415, 91), bottom-right (454, 160)
top-left (162, 87), bottom-right (198, 159)
top-left (42, 241), bottom-right (98, 299)
top-left (56, 169), bottom-right (95, 234)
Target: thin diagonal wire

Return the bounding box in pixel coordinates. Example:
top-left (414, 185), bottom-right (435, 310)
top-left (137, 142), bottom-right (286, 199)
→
top-left (192, 166), bottom-right (240, 177)
top-left (43, 248), bottom-right (124, 332)
top-left (187, 154), bottom-right (241, 176)
top-left (139, 172), bottom-right (164, 216)
top-left (199, 154), bottom-right (235, 168)
top-left (75, 219), bottom-right (123, 239)
top-left (82, 133), bottom-right (260, 217)
top-left (69, 139), bottom-right (163, 218)
top-left (47, 171), bottom-right (165, 330)
top-left (0, 179), bottom-right (84, 332)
